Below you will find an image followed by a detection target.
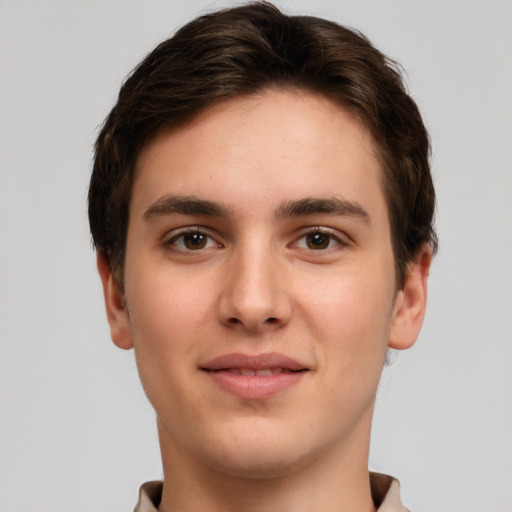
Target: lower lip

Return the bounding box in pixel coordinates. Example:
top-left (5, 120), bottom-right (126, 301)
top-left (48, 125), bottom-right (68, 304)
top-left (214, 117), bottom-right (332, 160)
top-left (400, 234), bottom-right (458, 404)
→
top-left (203, 370), bottom-right (306, 400)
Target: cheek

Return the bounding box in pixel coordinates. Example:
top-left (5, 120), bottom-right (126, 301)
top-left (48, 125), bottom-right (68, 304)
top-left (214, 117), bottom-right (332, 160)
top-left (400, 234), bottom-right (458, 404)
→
top-left (303, 268), bottom-right (393, 332)
top-left (311, 281), bottom-right (392, 417)
top-left (298, 269), bottom-right (394, 371)
top-left (124, 281), bottom-right (203, 418)
top-left (125, 260), bottom-right (217, 341)
top-left (122, 270), bottom-right (213, 404)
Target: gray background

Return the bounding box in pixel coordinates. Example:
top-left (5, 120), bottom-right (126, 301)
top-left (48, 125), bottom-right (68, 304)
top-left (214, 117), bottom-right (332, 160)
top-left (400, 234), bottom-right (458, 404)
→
top-left (1, 1), bottom-right (511, 510)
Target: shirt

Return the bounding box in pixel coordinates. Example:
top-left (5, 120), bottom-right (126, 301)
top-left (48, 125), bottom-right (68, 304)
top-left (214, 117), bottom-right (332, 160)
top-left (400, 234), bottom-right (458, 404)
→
top-left (134, 472), bottom-right (410, 511)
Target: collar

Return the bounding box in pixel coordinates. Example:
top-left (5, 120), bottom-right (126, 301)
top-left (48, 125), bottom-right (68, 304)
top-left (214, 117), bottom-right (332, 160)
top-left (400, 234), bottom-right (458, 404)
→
top-left (134, 472), bottom-right (409, 511)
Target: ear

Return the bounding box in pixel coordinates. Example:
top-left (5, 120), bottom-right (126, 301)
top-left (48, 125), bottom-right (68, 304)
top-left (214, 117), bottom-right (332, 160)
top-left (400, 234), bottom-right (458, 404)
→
top-left (388, 245), bottom-right (432, 350)
top-left (96, 252), bottom-right (134, 350)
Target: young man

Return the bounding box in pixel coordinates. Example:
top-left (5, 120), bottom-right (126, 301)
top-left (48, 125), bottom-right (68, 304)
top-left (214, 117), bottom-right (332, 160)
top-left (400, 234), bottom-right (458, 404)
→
top-left (89, 3), bottom-right (436, 511)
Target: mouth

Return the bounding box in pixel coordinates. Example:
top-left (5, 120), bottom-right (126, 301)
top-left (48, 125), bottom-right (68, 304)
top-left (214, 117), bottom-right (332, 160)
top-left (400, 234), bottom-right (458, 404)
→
top-left (201, 352), bottom-right (308, 372)
top-left (200, 352), bottom-right (309, 400)
top-left (220, 367), bottom-right (301, 376)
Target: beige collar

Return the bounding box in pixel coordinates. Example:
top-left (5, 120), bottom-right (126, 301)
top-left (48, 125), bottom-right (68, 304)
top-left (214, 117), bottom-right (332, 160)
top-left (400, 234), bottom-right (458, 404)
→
top-left (134, 472), bottom-right (409, 511)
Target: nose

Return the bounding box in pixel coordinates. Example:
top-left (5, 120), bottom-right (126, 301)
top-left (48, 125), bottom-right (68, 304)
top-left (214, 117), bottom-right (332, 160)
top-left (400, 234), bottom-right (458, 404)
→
top-left (217, 244), bottom-right (292, 333)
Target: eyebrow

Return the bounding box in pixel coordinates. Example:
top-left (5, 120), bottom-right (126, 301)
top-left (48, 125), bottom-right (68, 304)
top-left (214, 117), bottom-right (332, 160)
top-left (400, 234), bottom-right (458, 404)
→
top-left (144, 195), bottom-right (230, 220)
top-left (275, 197), bottom-right (370, 224)
top-left (143, 194), bottom-right (370, 224)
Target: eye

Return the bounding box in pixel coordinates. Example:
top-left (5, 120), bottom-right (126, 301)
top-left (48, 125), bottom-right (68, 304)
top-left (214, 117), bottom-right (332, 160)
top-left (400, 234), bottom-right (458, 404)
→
top-left (294, 229), bottom-right (347, 251)
top-left (166, 230), bottom-right (219, 251)
top-left (304, 232), bottom-right (332, 250)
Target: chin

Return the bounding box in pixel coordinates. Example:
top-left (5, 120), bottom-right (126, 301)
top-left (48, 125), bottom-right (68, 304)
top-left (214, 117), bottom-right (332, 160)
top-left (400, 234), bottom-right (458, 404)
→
top-left (199, 423), bottom-right (318, 480)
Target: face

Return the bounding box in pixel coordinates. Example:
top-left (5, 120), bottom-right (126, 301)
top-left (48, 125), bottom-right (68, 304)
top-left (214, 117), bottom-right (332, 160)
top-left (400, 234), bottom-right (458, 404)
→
top-left (99, 88), bottom-right (429, 479)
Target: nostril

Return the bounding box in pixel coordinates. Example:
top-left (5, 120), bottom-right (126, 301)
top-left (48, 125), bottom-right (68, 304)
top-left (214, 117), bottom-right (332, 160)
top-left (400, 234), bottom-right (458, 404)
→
top-left (227, 317), bottom-right (278, 325)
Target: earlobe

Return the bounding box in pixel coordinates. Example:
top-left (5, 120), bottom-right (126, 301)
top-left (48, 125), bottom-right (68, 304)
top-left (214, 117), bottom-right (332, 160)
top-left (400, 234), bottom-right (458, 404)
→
top-left (388, 245), bottom-right (432, 350)
top-left (96, 253), bottom-right (134, 350)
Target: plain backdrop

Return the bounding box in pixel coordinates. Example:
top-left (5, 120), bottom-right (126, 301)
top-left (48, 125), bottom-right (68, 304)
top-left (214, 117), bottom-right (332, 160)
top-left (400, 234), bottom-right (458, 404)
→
top-left (1, 1), bottom-right (511, 511)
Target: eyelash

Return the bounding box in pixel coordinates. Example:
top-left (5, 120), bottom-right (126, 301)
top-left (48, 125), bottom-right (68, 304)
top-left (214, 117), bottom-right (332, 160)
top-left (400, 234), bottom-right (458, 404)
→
top-left (163, 226), bottom-right (348, 253)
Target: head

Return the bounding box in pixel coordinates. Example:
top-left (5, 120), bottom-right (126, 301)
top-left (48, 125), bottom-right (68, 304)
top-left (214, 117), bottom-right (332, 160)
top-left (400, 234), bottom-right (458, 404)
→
top-left (88, 2), bottom-right (436, 290)
top-left (88, 1), bottom-right (436, 488)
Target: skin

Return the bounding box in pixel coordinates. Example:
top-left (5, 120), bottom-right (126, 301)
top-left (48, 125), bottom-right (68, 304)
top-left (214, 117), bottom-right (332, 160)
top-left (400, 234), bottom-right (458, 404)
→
top-left (98, 88), bottom-right (431, 512)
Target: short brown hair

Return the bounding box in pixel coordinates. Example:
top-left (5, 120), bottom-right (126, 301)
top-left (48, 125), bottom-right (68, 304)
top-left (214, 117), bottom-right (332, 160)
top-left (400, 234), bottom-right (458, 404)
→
top-left (88, 1), bottom-right (437, 287)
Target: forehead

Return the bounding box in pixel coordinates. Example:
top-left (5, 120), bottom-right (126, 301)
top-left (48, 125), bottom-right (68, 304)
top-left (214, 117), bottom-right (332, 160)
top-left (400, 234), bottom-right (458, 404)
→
top-left (132, 88), bottom-right (385, 222)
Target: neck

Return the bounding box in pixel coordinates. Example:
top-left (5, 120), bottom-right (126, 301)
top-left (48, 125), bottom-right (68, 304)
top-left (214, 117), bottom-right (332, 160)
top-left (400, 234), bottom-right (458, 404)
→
top-left (156, 417), bottom-right (376, 512)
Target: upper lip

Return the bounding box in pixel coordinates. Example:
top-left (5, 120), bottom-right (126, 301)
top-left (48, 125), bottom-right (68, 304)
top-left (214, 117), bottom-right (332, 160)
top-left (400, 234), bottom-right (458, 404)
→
top-left (201, 352), bottom-right (308, 371)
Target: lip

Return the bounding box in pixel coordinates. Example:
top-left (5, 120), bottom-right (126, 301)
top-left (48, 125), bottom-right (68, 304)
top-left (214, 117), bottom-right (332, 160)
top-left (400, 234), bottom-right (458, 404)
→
top-left (200, 352), bottom-right (309, 400)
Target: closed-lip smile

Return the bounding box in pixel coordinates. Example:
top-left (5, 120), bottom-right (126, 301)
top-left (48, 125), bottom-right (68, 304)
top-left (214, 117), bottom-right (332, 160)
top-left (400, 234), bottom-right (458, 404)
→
top-left (200, 352), bottom-right (309, 399)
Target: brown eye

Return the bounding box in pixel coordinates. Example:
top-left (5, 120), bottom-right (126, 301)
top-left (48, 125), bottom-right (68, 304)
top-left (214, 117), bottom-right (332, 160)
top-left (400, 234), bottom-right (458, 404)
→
top-left (167, 230), bottom-right (218, 251)
top-left (183, 232), bottom-right (208, 250)
top-left (305, 232), bottom-right (331, 249)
